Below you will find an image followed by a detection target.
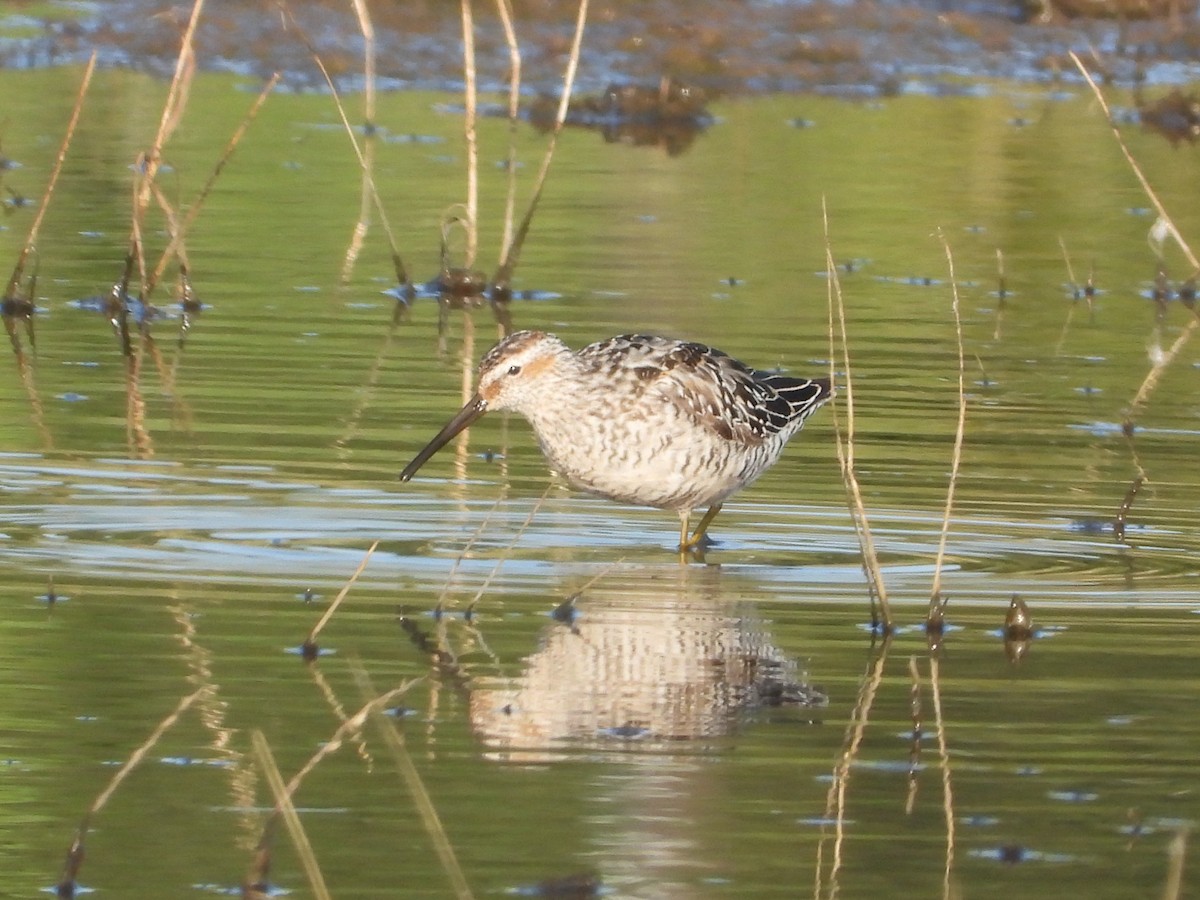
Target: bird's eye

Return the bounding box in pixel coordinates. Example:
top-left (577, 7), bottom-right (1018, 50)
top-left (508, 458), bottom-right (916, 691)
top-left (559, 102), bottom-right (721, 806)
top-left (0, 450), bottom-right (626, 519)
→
top-left (507, 365), bottom-right (522, 376)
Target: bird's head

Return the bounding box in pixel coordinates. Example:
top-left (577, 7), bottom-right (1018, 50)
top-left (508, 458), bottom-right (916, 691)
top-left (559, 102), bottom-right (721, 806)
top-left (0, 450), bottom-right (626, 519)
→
top-left (474, 330), bottom-right (569, 413)
top-left (399, 330), bottom-right (569, 482)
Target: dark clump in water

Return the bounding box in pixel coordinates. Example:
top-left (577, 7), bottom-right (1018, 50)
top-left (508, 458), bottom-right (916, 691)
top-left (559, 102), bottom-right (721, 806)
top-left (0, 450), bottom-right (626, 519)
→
top-left (1, 295), bottom-right (35, 318)
top-left (71, 291), bottom-right (164, 327)
top-left (1004, 594), bottom-right (1034, 641)
top-left (54, 833), bottom-right (85, 898)
top-left (4, 184), bottom-right (31, 212)
top-left (751, 657), bottom-right (828, 709)
top-left (1004, 595), bottom-right (1034, 664)
top-left (1178, 277), bottom-right (1197, 308)
top-left (600, 723), bottom-right (651, 740)
top-left (38, 576), bottom-right (62, 605)
top-left (528, 80), bottom-right (715, 156)
top-left (550, 593), bottom-right (581, 627)
top-left (1138, 87), bottom-right (1200, 145)
top-left (970, 842), bottom-right (1077, 864)
top-left (999, 843), bottom-right (1029, 864)
top-left (286, 643), bottom-right (333, 659)
top-left (925, 592), bottom-right (949, 653)
top-left (399, 610), bottom-right (472, 693)
top-left (433, 267), bottom-right (488, 301)
top-left (1114, 475), bottom-right (1145, 543)
top-left (511, 871), bottom-right (604, 897)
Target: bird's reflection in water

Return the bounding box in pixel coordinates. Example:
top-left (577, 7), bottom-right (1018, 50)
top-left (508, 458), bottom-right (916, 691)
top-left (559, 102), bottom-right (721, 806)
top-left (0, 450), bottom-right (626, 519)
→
top-left (471, 569), bottom-right (826, 759)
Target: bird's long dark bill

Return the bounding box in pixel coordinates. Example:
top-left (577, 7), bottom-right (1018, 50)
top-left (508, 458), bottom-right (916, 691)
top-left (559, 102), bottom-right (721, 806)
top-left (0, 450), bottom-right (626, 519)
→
top-left (399, 394), bottom-right (488, 482)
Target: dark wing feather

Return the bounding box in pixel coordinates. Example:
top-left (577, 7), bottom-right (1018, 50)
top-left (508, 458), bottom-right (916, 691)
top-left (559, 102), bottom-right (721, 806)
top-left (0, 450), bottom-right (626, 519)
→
top-left (678, 354), bottom-right (831, 444)
top-left (756, 371), bottom-right (833, 435)
top-left (579, 335), bottom-right (832, 445)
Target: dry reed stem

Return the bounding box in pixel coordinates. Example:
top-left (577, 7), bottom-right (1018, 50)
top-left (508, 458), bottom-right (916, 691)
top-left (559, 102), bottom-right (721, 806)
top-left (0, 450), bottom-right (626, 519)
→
top-left (1054, 236), bottom-right (1081, 356)
top-left (305, 538), bottom-right (380, 647)
top-left (495, 0), bottom-right (522, 259)
top-left (243, 678), bottom-right (424, 889)
top-left (131, 0), bottom-right (203, 290)
top-left (465, 482), bottom-right (552, 607)
top-left (125, 346), bottom-right (154, 458)
top-left (141, 313), bottom-right (171, 380)
top-left (354, 665), bottom-right (476, 900)
top-left (1162, 827), bottom-right (1189, 900)
top-left (367, 708), bottom-right (476, 900)
top-left (10, 348), bottom-right (52, 449)
top-left (250, 731), bottom-right (332, 900)
top-left (1114, 473), bottom-right (1146, 543)
top-left (400, 612), bottom-right (474, 696)
top-left (560, 557), bottom-right (628, 603)
top-left (821, 198), bottom-right (892, 630)
top-left (461, 0), bottom-right (480, 268)
top-left (4, 307), bottom-right (34, 356)
top-left (110, 249), bottom-right (135, 356)
top-left (5, 51), bottom-right (95, 299)
top-left (335, 313), bottom-right (403, 450)
top-left (157, 8), bottom-right (201, 146)
top-left (991, 247), bottom-right (1007, 343)
top-left (274, 679), bottom-right (422, 805)
top-left (1069, 52), bottom-right (1200, 429)
top-left (1126, 316), bottom-right (1200, 429)
top-left (147, 72), bottom-right (280, 297)
top-left (1069, 52), bottom-right (1198, 272)
top-left (492, 0), bottom-right (589, 289)
top-left (451, 605), bottom-right (504, 672)
top-left (451, 311), bottom-right (479, 476)
top-left (434, 490), bottom-right (506, 608)
top-left (280, 3), bottom-right (409, 288)
top-left (814, 635), bottom-right (892, 899)
top-left (351, 0), bottom-right (376, 127)
top-left (129, 173), bottom-right (150, 296)
top-left (1059, 236), bottom-right (1080, 295)
top-left (130, 297), bottom-right (178, 399)
top-left (341, 121), bottom-right (375, 286)
top-left (58, 686), bottom-right (206, 889)
top-left (928, 231), bottom-right (967, 612)
top-left (928, 655), bottom-right (956, 900)
top-left (341, 0), bottom-right (376, 285)
top-left (89, 686), bottom-right (206, 815)
top-left (905, 655), bottom-right (922, 816)
top-left (307, 659), bottom-right (373, 767)
top-left (149, 179), bottom-right (189, 276)
top-left (169, 601), bottom-right (246, 780)
top-left (3, 319), bottom-right (18, 355)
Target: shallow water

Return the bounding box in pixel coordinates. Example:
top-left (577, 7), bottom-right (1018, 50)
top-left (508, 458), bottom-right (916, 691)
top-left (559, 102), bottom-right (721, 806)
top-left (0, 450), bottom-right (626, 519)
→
top-left (2, 65), bottom-right (1200, 898)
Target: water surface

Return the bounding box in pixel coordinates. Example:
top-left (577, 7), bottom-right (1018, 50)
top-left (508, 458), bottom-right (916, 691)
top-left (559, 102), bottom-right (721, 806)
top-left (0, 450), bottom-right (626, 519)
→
top-left (1, 66), bottom-right (1199, 897)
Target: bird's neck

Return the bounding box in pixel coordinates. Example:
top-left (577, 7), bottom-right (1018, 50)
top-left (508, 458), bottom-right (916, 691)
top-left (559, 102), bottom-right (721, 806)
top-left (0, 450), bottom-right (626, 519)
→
top-left (515, 358), bottom-right (580, 435)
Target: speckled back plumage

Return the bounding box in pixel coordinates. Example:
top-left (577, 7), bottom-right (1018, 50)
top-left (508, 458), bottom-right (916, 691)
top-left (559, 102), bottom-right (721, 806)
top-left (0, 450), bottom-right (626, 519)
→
top-left (576, 334), bottom-right (830, 445)
top-left (473, 331), bottom-right (832, 513)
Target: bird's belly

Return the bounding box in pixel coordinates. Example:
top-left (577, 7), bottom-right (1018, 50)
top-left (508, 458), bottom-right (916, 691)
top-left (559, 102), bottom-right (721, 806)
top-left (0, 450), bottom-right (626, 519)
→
top-left (538, 424), bottom-right (766, 511)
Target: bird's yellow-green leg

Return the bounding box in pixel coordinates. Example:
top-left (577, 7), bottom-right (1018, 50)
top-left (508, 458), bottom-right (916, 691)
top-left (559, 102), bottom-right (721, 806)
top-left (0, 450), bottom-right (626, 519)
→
top-left (681, 503), bottom-right (723, 551)
top-left (677, 510), bottom-right (692, 553)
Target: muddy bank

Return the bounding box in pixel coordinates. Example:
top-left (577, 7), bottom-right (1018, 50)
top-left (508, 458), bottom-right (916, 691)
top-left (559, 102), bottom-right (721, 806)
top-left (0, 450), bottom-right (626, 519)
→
top-left (1, 1), bottom-right (1199, 95)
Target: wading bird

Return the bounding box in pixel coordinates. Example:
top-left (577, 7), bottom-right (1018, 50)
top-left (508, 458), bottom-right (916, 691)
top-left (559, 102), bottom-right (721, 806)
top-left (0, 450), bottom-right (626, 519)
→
top-left (401, 330), bottom-right (832, 550)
